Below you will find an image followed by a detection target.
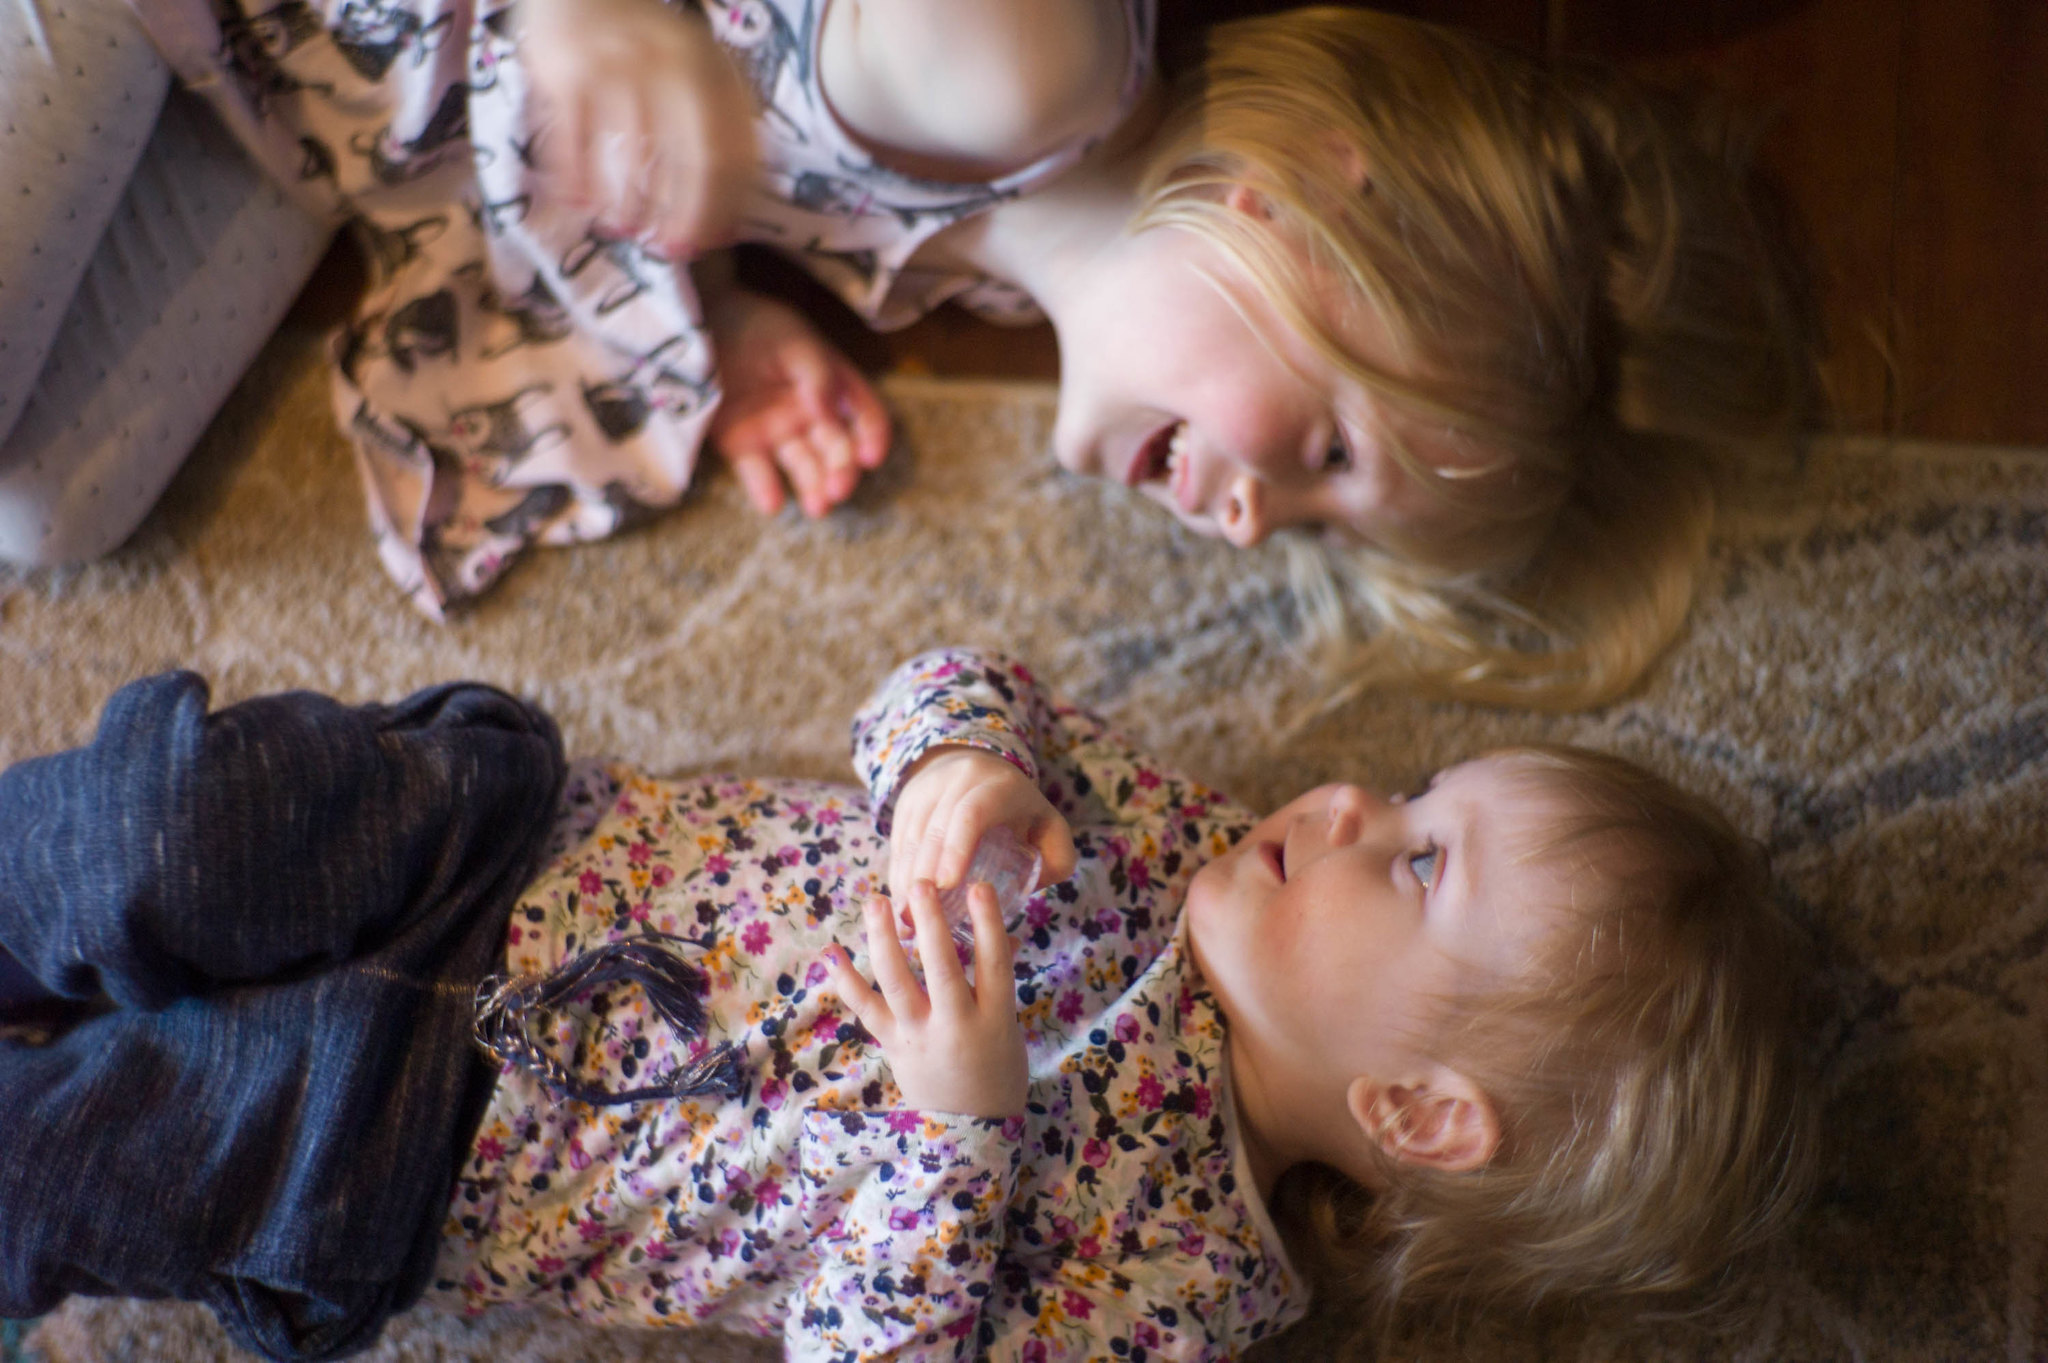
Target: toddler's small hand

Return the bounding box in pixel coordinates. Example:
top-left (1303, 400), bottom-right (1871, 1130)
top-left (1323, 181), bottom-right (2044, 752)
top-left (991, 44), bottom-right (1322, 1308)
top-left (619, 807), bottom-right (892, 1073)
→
top-left (887, 747), bottom-right (1077, 913)
top-left (705, 289), bottom-right (891, 518)
top-left (820, 884), bottom-right (1027, 1118)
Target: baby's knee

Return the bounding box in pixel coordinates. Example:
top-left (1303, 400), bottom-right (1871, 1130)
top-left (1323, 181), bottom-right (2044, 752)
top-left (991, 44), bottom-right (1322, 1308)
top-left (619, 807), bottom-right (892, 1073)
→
top-left (0, 452), bottom-right (162, 567)
top-left (0, 506), bottom-right (142, 570)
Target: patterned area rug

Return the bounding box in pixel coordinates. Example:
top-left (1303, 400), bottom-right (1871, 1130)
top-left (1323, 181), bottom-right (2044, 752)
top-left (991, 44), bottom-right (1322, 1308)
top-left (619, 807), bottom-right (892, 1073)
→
top-left (4, 315), bottom-right (2045, 1362)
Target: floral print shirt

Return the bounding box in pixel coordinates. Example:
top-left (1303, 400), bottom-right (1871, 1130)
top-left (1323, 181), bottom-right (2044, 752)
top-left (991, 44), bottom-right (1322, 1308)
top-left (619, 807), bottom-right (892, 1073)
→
top-left (432, 649), bottom-right (1307, 1359)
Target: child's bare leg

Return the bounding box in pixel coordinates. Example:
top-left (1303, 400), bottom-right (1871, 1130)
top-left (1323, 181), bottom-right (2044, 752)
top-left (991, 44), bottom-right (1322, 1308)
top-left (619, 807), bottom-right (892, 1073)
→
top-left (702, 283), bottom-right (891, 519)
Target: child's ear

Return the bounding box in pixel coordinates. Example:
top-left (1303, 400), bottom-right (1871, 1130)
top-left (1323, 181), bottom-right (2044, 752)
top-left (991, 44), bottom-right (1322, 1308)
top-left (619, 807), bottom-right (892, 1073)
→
top-left (1322, 133), bottom-right (1371, 194)
top-left (1224, 138), bottom-right (1370, 223)
top-left (1346, 1070), bottom-right (1499, 1173)
top-left (1223, 182), bottom-right (1274, 221)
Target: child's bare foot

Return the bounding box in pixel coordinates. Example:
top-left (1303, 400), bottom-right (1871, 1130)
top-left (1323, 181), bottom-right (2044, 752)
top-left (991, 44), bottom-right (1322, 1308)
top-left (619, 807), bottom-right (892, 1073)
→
top-left (704, 288), bottom-right (891, 518)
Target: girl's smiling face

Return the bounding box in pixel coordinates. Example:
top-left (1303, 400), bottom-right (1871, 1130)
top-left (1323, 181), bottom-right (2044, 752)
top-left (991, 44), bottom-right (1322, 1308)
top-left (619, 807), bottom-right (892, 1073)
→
top-left (1047, 213), bottom-right (1484, 553)
top-left (1185, 756), bottom-right (1576, 1087)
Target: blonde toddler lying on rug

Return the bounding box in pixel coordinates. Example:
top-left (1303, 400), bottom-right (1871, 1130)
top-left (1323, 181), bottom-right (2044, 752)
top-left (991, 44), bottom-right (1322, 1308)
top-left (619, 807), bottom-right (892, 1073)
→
top-left (0, 648), bottom-right (1812, 1359)
top-left (9, 1), bottom-right (1815, 707)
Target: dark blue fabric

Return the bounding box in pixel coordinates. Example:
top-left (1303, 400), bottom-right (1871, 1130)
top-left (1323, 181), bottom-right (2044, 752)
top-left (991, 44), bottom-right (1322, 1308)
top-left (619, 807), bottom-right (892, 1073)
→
top-left (0, 944), bottom-right (49, 1013)
top-left (0, 672), bottom-right (565, 1361)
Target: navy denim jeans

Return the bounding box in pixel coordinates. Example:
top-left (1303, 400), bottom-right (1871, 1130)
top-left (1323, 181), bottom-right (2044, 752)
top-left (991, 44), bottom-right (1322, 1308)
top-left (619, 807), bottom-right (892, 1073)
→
top-left (0, 672), bottom-right (565, 1360)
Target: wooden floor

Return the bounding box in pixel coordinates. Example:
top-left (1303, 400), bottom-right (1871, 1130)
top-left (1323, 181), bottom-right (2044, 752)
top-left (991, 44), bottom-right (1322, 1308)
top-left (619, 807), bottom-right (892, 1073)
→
top-left (297, 0), bottom-right (2047, 446)
top-left (1576, 0), bottom-right (2048, 445)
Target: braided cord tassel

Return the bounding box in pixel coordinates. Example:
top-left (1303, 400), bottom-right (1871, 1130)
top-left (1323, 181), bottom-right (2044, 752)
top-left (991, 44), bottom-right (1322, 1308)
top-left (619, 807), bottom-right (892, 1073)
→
top-left (474, 933), bottom-right (747, 1106)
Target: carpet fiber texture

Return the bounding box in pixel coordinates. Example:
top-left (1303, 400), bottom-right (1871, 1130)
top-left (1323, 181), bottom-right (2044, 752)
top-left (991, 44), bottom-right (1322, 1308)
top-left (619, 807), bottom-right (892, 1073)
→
top-left (5, 317), bottom-right (2046, 1362)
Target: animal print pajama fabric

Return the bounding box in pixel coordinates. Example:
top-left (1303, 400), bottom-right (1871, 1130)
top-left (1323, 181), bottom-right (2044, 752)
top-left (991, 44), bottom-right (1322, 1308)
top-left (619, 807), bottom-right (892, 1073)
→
top-left (130, 0), bottom-right (1153, 617)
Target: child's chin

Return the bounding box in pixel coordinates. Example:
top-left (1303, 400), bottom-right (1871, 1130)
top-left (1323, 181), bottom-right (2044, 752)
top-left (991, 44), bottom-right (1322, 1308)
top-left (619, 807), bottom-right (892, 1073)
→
top-left (1181, 863), bottom-right (1236, 939)
top-left (1181, 877), bottom-right (1251, 1001)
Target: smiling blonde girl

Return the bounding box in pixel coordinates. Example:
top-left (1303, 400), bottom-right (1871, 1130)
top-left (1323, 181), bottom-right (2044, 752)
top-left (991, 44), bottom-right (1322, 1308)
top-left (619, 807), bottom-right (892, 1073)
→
top-left (1088, 10), bottom-right (1820, 709)
top-left (29, 2), bottom-right (1816, 701)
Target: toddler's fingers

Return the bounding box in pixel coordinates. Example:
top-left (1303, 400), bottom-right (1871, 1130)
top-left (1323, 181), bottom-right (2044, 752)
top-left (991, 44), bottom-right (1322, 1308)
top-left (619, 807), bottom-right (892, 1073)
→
top-left (723, 447), bottom-right (788, 516)
top-left (930, 805), bottom-right (986, 899)
top-left (900, 815), bottom-right (959, 911)
top-left (883, 830), bottom-right (913, 915)
top-left (587, 96), bottom-right (644, 234)
top-left (652, 104), bottom-right (708, 245)
top-left (907, 880), bottom-right (971, 1009)
top-left (772, 437), bottom-right (830, 519)
top-left (647, 152), bottom-right (696, 259)
top-left (885, 860), bottom-right (913, 936)
top-left (886, 802), bottom-right (939, 912)
top-left (967, 883), bottom-right (1015, 1007)
top-left (863, 892), bottom-right (925, 1018)
top-left (590, 148), bottom-right (633, 235)
top-left (840, 376), bottom-right (892, 470)
top-left (542, 92), bottom-right (594, 210)
top-left (807, 417), bottom-right (859, 503)
top-left (752, 319), bottom-right (887, 474)
top-left (1033, 818), bottom-right (1079, 890)
top-left (778, 334), bottom-right (836, 414)
top-left (818, 943), bottom-right (890, 1038)
top-left (715, 399), bottom-right (804, 456)
top-left (888, 845), bottom-right (924, 935)
top-left (615, 97), bottom-right (661, 237)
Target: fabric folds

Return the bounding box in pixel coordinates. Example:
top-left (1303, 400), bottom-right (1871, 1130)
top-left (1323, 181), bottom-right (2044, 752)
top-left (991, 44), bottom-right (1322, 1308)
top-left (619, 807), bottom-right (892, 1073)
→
top-left (0, 672), bottom-right (566, 1360)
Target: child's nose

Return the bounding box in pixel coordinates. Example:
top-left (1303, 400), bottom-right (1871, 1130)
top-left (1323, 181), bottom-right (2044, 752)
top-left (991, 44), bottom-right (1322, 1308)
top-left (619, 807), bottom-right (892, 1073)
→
top-left (1218, 472), bottom-right (1271, 548)
top-left (1322, 784), bottom-right (1382, 843)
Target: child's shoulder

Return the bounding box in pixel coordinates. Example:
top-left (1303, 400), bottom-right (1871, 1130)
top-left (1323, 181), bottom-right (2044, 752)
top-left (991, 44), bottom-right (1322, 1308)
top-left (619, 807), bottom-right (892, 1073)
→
top-left (819, 0), bottom-right (1140, 175)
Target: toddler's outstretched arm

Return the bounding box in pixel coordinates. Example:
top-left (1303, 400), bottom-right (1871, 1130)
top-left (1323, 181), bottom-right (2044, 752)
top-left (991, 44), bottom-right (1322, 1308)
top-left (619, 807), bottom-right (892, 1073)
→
top-left (851, 648), bottom-right (1250, 875)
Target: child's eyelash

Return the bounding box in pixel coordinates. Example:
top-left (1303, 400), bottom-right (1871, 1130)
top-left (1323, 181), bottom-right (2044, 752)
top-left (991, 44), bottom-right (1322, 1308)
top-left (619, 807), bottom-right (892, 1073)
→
top-left (1409, 842), bottom-right (1441, 890)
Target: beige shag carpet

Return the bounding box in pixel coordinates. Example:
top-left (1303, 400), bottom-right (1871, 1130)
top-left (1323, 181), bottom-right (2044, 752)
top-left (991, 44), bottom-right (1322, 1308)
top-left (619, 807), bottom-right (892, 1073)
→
top-left (5, 313), bottom-right (2047, 1363)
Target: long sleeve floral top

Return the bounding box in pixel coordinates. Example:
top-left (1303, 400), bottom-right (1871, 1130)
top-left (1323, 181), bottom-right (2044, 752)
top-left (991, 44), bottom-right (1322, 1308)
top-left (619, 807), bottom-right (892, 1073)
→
top-left (432, 650), bottom-right (1308, 1359)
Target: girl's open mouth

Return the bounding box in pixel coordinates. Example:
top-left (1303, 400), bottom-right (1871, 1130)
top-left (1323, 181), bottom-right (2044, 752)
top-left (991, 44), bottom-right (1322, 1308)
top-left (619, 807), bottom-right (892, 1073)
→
top-left (1126, 420), bottom-right (1184, 487)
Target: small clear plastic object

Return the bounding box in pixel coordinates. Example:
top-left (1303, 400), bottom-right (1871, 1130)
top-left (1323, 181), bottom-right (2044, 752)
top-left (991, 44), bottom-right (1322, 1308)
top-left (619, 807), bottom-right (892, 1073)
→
top-left (934, 826), bottom-right (1043, 950)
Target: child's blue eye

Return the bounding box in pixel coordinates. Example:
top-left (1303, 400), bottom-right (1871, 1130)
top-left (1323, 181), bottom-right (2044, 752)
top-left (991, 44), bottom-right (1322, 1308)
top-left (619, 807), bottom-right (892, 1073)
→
top-left (1409, 844), bottom-right (1440, 890)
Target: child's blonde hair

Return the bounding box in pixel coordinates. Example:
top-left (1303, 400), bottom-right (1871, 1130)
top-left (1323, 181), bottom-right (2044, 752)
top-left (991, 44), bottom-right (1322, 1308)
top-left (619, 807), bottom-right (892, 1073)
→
top-left (1135, 9), bottom-right (1823, 710)
top-left (1277, 746), bottom-right (1815, 1325)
